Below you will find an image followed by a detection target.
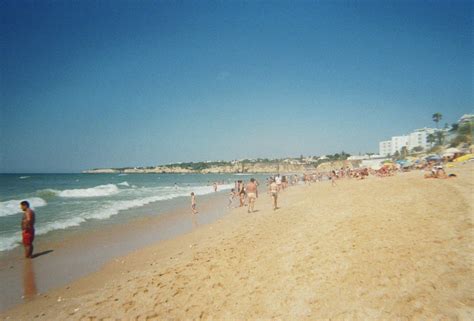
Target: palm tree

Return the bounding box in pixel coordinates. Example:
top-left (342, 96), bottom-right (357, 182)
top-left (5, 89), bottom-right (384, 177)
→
top-left (435, 131), bottom-right (445, 146)
top-left (432, 113), bottom-right (442, 129)
top-left (427, 133), bottom-right (436, 147)
top-left (400, 146), bottom-right (408, 159)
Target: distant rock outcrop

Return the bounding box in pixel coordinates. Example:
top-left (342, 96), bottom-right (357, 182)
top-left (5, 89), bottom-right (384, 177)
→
top-left (83, 162), bottom-right (317, 174)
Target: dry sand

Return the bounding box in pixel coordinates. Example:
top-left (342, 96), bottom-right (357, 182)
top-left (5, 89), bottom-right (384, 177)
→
top-left (1, 164), bottom-right (473, 321)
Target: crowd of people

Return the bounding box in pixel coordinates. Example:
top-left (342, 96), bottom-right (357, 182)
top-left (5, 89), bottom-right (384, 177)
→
top-left (423, 162), bottom-right (457, 179)
top-left (19, 160), bottom-right (458, 260)
top-left (192, 158), bottom-right (461, 215)
top-left (230, 175), bottom-right (285, 212)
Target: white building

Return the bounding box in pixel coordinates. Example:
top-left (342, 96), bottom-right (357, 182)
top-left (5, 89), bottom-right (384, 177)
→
top-left (379, 127), bottom-right (439, 156)
top-left (391, 136), bottom-right (409, 155)
top-left (408, 127), bottom-right (436, 151)
top-left (347, 155), bottom-right (369, 161)
top-left (361, 156), bottom-right (391, 170)
top-left (379, 140), bottom-right (392, 156)
top-left (459, 114), bottom-right (474, 124)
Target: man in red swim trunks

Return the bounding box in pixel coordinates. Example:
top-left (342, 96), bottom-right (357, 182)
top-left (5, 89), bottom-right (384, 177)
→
top-left (20, 201), bottom-right (36, 258)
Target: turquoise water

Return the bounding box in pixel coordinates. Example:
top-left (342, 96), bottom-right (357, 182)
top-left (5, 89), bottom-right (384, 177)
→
top-left (0, 173), bottom-right (266, 252)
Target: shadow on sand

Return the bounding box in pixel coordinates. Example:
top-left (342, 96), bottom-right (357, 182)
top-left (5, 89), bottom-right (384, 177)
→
top-left (32, 250), bottom-right (54, 259)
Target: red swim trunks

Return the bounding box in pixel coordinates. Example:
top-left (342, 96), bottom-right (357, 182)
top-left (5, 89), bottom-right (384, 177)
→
top-left (22, 229), bottom-right (35, 246)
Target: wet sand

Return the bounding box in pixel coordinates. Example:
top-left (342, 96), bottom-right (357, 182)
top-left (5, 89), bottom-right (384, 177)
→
top-left (1, 164), bottom-right (473, 320)
top-left (0, 191), bottom-right (232, 311)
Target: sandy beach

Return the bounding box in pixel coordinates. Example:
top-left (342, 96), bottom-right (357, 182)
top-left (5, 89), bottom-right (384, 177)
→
top-left (1, 164), bottom-right (473, 320)
top-left (0, 190), bottom-right (234, 311)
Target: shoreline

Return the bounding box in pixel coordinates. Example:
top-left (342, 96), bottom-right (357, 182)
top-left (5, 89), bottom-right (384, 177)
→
top-left (0, 189), bottom-right (235, 311)
top-left (1, 164), bottom-right (473, 320)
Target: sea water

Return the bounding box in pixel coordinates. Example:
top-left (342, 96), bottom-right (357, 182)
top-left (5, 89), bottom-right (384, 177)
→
top-left (0, 173), bottom-right (268, 253)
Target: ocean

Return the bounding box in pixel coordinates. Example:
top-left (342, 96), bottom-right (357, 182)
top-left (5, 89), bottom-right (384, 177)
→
top-left (0, 173), bottom-right (267, 253)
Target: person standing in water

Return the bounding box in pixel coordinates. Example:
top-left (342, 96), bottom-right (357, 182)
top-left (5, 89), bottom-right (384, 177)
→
top-left (20, 201), bottom-right (35, 259)
top-left (213, 182), bottom-right (218, 192)
top-left (246, 178), bottom-right (258, 213)
top-left (191, 192), bottom-right (198, 214)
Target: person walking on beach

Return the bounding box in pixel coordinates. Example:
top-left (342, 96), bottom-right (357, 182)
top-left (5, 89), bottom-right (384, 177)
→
top-left (246, 178), bottom-right (258, 213)
top-left (330, 170), bottom-right (338, 187)
top-left (275, 174), bottom-right (282, 191)
top-left (270, 178), bottom-right (279, 210)
top-left (238, 181), bottom-right (246, 207)
top-left (20, 201), bottom-right (35, 259)
top-left (190, 192), bottom-right (198, 214)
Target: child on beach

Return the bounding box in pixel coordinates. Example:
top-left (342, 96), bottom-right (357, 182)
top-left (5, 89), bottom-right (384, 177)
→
top-left (191, 192), bottom-right (198, 214)
top-left (239, 186), bottom-right (246, 207)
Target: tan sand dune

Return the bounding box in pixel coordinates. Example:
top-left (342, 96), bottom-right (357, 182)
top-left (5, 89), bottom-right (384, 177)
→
top-left (2, 164), bottom-right (473, 320)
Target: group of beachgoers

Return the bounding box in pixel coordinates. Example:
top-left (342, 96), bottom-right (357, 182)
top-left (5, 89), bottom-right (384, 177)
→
top-left (231, 175), bottom-right (288, 212)
top-left (300, 168), bottom-right (372, 187)
top-left (227, 175), bottom-right (280, 212)
top-left (195, 168), bottom-right (398, 216)
top-left (17, 160), bottom-right (458, 260)
top-left (423, 161), bottom-right (457, 179)
top-left (191, 174), bottom-right (289, 215)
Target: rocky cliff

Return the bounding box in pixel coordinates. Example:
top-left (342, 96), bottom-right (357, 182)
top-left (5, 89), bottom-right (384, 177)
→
top-left (83, 162), bottom-right (316, 174)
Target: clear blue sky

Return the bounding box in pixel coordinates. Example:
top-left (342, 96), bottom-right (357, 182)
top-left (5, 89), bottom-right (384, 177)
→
top-left (1, 0), bottom-right (472, 173)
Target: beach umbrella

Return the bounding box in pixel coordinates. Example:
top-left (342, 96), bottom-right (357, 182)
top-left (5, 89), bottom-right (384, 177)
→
top-left (445, 147), bottom-right (461, 154)
top-left (453, 154), bottom-right (474, 162)
top-left (402, 161), bottom-right (413, 168)
top-left (383, 163), bottom-right (396, 168)
top-left (425, 154), bottom-right (442, 161)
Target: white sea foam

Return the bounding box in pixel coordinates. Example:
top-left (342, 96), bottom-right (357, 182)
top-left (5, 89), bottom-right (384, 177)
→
top-left (83, 183), bottom-right (234, 221)
top-left (118, 181), bottom-right (130, 187)
top-left (0, 197), bottom-right (47, 217)
top-left (0, 233), bottom-right (21, 252)
top-left (0, 217), bottom-right (85, 252)
top-left (36, 216), bottom-right (85, 235)
top-left (0, 183), bottom-right (235, 252)
top-left (54, 184), bottom-right (121, 198)
top-left (19, 176), bottom-right (30, 179)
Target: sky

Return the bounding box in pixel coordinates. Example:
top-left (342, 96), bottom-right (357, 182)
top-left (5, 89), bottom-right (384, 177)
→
top-left (1, 0), bottom-right (472, 173)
